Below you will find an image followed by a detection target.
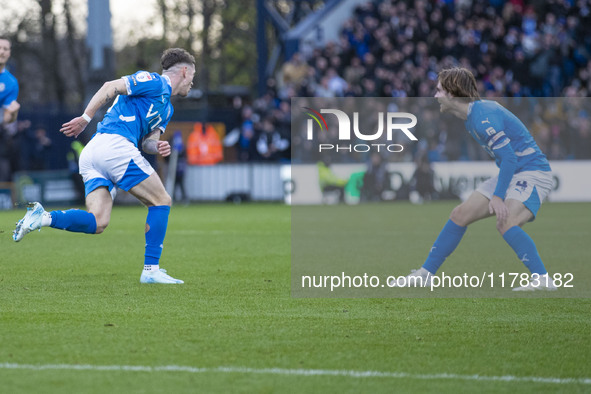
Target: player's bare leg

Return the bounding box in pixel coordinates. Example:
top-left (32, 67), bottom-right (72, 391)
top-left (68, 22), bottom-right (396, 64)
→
top-left (85, 187), bottom-right (113, 234)
top-left (496, 198), bottom-right (533, 234)
top-left (449, 192), bottom-right (493, 226)
top-left (129, 172), bottom-right (172, 207)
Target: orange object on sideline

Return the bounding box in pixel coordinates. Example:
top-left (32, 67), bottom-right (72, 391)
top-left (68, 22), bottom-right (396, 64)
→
top-left (186, 122), bottom-right (223, 165)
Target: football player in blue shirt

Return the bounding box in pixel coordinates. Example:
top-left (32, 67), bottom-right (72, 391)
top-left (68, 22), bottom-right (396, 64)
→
top-left (13, 48), bottom-right (195, 284)
top-left (391, 67), bottom-right (556, 291)
top-left (0, 37), bottom-right (20, 125)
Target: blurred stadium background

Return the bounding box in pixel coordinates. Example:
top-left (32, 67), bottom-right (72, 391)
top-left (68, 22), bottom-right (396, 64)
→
top-left (1, 0), bottom-right (590, 208)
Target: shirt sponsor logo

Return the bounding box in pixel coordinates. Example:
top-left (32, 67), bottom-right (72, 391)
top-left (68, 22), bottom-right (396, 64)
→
top-left (485, 126), bottom-right (496, 136)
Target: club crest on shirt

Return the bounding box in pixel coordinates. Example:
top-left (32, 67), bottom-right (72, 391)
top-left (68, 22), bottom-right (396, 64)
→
top-left (136, 72), bottom-right (153, 82)
top-left (0, 82), bottom-right (5, 92)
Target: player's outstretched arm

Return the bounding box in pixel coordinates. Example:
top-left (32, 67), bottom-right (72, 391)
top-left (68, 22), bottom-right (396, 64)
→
top-left (142, 129), bottom-right (171, 157)
top-left (60, 78), bottom-right (128, 138)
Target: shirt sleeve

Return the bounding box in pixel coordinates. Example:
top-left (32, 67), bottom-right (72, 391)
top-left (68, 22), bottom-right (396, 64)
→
top-left (473, 112), bottom-right (510, 151)
top-left (122, 71), bottom-right (160, 97)
top-left (2, 78), bottom-right (19, 108)
top-left (492, 143), bottom-right (517, 198)
top-left (473, 110), bottom-right (516, 198)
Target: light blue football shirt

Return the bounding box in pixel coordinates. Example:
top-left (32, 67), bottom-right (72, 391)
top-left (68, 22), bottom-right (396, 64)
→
top-left (464, 100), bottom-right (551, 173)
top-left (96, 71), bottom-right (173, 147)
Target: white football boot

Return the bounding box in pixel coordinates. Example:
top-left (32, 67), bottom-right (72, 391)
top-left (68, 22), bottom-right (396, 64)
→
top-left (140, 268), bottom-right (184, 284)
top-left (388, 267), bottom-right (433, 287)
top-left (13, 202), bottom-right (46, 242)
top-left (512, 274), bottom-right (558, 291)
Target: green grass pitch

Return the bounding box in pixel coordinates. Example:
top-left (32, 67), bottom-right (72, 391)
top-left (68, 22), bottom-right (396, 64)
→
top-left (0, 202), bottom-right (589, 393)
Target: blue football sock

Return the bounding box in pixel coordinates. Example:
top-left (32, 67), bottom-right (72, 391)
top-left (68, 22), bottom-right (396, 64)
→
top-left (502, 226), bottom-right (547, 275)
top-left (50, 209), bottom-right (97, 234)
top-left (144, 205), bottom-right (171, 267)
top-left (422, 219), bottom-right (467, 274)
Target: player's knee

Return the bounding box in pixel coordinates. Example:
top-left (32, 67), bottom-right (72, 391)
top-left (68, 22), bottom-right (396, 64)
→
top-left (450, 205), bottom-right (468, 226)
top-left (158, 193), bottom-right (172, 207)
top-left (91, 213), bottom-right (110, 234)
top-left (143, 193), bottom-right (172, 207)
top-left (497, 220), bottom-right (519, 235)
top-left (94, 218), bottom-right (109, 234)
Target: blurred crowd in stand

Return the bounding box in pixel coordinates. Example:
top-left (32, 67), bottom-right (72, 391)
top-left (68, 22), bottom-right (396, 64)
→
top-left (231, 0), bottom-right (591, 164)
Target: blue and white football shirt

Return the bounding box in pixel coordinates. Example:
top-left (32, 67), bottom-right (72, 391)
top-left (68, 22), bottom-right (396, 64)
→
top-left (0, 68), bottom-right (19, 118)
top-left (464, 100), bottom-right (551, 173)
top-left (96, 71), bottom-right (173, 147)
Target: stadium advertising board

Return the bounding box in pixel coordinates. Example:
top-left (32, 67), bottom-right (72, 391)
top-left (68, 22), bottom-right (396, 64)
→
top-left (0, 183), bottom-right (13, 210)
top-left (284, 161), bottom-right (591, 204)
top-left (12, 171), bottom-right (82, 207)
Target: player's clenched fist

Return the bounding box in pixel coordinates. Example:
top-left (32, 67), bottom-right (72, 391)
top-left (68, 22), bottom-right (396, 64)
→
top-left (157, 140), bottom-right (171, 157)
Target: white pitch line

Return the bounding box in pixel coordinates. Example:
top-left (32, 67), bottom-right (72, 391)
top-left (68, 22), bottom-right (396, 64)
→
top-left (0, 363), bottom-right (589, 385)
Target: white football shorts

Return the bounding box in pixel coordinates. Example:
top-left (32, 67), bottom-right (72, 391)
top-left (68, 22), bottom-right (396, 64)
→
top-left (475, 170), bottom-right (554, 219)
top-left (79, 133), bottom-right (154, 197)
